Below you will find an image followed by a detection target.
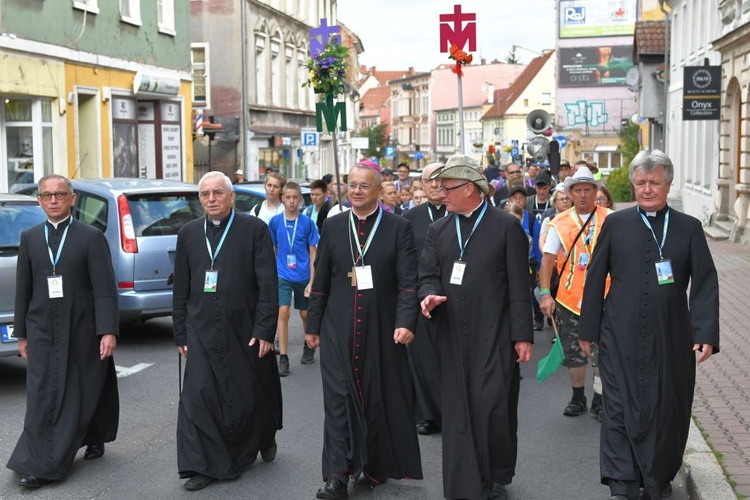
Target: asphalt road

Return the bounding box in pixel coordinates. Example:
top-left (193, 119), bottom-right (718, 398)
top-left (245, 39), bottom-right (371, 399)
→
top-left (0, 316), bottom-right (688, 499)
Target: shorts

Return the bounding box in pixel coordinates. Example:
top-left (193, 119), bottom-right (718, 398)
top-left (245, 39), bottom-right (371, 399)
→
top-left (555, 306), bottom-right (598, 368)
top-left (279, 278), bottom-right (309, 310)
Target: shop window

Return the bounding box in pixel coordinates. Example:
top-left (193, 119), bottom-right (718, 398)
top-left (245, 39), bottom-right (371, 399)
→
top-left (2, 98), bottom-right (53, 193)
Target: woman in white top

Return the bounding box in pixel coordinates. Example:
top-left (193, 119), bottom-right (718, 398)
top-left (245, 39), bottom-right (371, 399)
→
top-left (252, 172), bottom-right (286, 224)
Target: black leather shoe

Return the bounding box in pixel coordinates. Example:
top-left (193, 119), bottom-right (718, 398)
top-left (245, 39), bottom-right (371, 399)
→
top-left (260, 440), bottom-right (277, 462)
top-left (491, 483), bottom-right (508, 499)
top-left (316, 477), bottom-right (348, 499)
top-left (184, 473), bottom-right (215, 491)
top-left (609, 496), bottom-right (627, 500)
top-left (563, 398), bottom-right (587, 416)
top-left (83, 443), bottom-right (105, 460)
top-left (18, 475), bottom-right (50, 488)
top-left (416, 420), bottom-right (439, 435)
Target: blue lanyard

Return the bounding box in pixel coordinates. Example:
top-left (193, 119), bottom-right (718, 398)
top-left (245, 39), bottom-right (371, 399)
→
top-left (428, 204), bottom-right (448, 223)
top-left (285, 217), bottom-right (299, 252)
top-left (204, 211), bottom-right (235, 270)
top-left (44, 219), bottom-right (72, 275)
top-left (349, 208), bottom-right (383, 265)
top-left (639, 208), bottom-right (670, 260)
top-left (454, 202), bottom-right (488, 261)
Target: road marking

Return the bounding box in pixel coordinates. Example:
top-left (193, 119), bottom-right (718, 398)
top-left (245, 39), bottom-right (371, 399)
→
top-left (115, 363), bottom-right (154, 378)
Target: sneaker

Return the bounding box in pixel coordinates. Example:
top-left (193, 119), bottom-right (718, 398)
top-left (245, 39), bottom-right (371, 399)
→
top-left (278, 356), bottom-right (290, 377)
top-left (533, 318), bottom-right (544, 331)
top-left (563, 397), bottom-right (587, 416)
top-left (590, 395), bottom-right (603, 420)
top-left (301, 343), bottom-right (316, 364)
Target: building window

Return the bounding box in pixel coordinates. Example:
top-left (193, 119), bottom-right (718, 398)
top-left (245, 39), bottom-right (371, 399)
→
top-left (73, 0), bottom-right (99, 14)
top-left (120, 0), bottom-right (141, 25)
top-left (191, 44), bottom-right (210, 108)
top-left (2, 98), bottom-right (54, 192)
top-left (157, 0), bottom-right (175, 35)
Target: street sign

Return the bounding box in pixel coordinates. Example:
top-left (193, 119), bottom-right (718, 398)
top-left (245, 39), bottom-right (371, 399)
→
top-left (556, 135), bottom-right (568, 149)
top-left (511, 147), bottom-right (519, 157)
top-left (351, 137), bottom-right (369, 149)
top-left (415, 151), bottom-right (424, 160)
top-left (384, 145), bottom-right (396, 157)
top-left (301, 129), bottom-right (319, 147)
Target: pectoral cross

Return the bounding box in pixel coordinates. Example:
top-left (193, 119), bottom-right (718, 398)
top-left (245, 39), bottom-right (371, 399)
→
top-left (348, 267), bottom-right (357, 287)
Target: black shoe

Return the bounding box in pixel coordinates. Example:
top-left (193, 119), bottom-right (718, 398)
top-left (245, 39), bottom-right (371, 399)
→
top-left (590, 396), bottom-right (603, 420)
top-left (563, 397), bottom-right (587, 416)
top-left (416, 420), bottom-right (439, 435)
top-left (260, 440), bottom-right (277, 462)
top-left (610, 496), bottom-right (627, 500)
top-left (534, 318), bottom-right (544, 331)
top-left (83, 443), bottom-right (105, 460)
top-left (662, 483), bottom-right (673, 498)
top-left (491, 483), bottom-right (508, 499)
top-left (18, 475), bottom-right (50, 488)
top-left (301, 344), bottom-right (316, 364)
top-left (184, 473), bottom-right (215, 491)
top-left (278, 356), bottom-right (290, 377)
top-left (316, 477), bottom-right (348, 499)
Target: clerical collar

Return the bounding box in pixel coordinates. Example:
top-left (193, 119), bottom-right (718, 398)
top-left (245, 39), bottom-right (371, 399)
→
top-left (638, 204), bottom-right (669, 218)
top-left (208, 211), bottom-right (232, 227)
top-left (461, 200), bottom-right (485, 218)
top-left (352, 205), bottom-right (380, 222)
top-left (429, 203), bottom-right (444, 210)
top-left (47, 215), bottom-right (71, 230)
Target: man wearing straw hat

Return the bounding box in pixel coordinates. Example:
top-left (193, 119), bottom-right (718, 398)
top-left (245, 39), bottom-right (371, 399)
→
top-left (539, 166), bottom-right (612, 419)
top-left (419, 153), bottom-right (534, 500)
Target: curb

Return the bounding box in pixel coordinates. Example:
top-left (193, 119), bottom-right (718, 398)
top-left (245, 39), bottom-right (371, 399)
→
top-left (683, 417), bottom-right (737, 499)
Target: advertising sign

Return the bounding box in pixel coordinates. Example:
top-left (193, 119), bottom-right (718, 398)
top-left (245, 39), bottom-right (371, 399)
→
top-left (559, 46), bottom-right (634, 87)
top-left (683, 65), bottom-right (721, 121)
top-left (559, 0), bottom-right (637, 39)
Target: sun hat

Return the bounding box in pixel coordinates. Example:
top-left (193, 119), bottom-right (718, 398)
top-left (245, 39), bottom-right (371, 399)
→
top-left (430, 153), bottom-right (495, 197)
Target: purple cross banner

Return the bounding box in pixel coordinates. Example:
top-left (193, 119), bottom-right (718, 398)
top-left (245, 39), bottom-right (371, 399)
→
top-left (309, 18), bottom-right (341, 57)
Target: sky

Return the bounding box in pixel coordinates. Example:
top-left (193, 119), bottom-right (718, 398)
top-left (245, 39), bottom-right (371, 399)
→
top-left (336, 0), bottom-right (558, 72)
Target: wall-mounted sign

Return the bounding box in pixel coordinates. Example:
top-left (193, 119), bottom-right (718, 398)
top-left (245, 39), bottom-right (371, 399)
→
top-left (559, 46), bottom-right (634, 87)
top-left (133, 72), bottom-right (180, 96)
top-left (683, 65), bottom-right (721, 121)
top-left (559, 0), bottom-right (637, 39)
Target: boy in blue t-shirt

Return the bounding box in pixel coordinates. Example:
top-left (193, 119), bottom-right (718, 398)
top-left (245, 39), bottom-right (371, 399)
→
top-left (268, 182), bottom-right (320, 377)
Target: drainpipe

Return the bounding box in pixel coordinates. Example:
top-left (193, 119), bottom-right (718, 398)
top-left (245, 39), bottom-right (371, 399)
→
top-left (658, 0), bottom-right (670, 152)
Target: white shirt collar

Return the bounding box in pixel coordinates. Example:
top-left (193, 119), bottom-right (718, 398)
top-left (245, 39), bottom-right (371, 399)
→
top-left (461, 200), bottom-right (485, 218)
top-left (353, 205), bottom-right (379, 221)
top-left (47, 215), bottom-right (71, 229)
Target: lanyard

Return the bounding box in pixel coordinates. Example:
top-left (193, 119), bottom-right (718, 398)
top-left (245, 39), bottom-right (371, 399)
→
top-left (348, 208), bottom-right (383, 266)
top-left (427, 204), bottom-right (447, 223)
top-left (44, 219), bottom-right (72, 275)
top-left (639, 208), bottom-right (670, 260)
top-left (454, 202), bottom-right (488, 261)
top-left (204, 211), bottom-right (235, 270)
top-left (285, 217), bottom-right (299, 251)
top-left (535, 197), bottom-right (549, 213)
top-left (573, 212), bottom-right (595, 253)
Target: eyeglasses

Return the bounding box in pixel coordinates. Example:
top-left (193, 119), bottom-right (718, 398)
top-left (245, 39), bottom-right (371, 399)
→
top-left (594, 197), bottom-right (609, 204)
top-left (347, 183), bottom-right (373, 192)
top-left (439, 182), bottom-right (470, 193)
top-left (506, 170), bottom-right (521, 175)
top-left (556, 197), bottom-right (571, 203)
top-left (38, 191), bottom-right (72, 201)
top-left (199, 189), bottom-right (228, 199)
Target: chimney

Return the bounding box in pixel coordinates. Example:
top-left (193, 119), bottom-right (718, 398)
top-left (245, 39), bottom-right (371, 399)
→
top-left (408, 66), bottom-right (414, 75)
top-left (487, 84), bottom-right (495, 104)
top-left (481, 58), bottom-right (486, 66)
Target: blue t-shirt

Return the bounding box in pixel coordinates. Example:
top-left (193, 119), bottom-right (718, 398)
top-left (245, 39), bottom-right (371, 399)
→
top-left (268, 212), bottom-right (320, 282)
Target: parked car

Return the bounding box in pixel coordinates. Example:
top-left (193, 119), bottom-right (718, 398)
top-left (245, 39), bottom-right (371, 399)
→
top-left (232, 182), bottom-right (311, 214)
top-left (68, 179), bottom-right (203, 323)
top-left (0, 194), bottom-right (46, 357)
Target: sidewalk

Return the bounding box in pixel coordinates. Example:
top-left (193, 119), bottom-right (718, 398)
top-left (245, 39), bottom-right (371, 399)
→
top-left (688, 239), bottom-right (750, 499)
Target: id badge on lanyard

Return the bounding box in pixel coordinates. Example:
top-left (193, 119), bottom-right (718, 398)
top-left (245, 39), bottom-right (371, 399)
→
top-left (47, 275), bottom-right (64, 299)
top-left (204, 270), bottom-right (219, 292)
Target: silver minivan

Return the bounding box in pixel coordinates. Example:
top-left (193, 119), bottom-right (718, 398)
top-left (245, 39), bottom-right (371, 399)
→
top-left (69, 179), bottom-right (202, 323)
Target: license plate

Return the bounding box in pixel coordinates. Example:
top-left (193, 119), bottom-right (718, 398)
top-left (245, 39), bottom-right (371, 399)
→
top-left (1, 324), bottom-right (16, 343)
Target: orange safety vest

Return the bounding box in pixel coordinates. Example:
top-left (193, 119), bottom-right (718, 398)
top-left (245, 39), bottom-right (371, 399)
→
top-left (548, 206), bottom-right (611, 315)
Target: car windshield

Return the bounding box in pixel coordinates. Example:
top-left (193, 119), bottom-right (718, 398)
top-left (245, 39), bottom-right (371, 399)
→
top-left (127, 193), bottom-right (203, 237)
top-left (0, 204), bottom-right (45, 247)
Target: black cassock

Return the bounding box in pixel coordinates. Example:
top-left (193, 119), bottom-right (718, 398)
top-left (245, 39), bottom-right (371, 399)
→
top-left (419, 203), bottom-right (534, 500)
top-left (580, 206), bottom-right (720, 499)
top-left (8, 219), bottom-right (119, 480)
top-left (307, 208), bottom-right (422, 483)
top-left (173, 212), bottom-right (282, 480)
top-left (403, 202), bottom-right (445, 425)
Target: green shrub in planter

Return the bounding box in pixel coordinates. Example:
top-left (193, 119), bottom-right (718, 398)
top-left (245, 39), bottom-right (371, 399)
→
top-left (605, 167), bottom-right (632, 202)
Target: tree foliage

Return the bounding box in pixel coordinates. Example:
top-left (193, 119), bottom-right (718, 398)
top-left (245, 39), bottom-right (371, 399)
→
top-left (619, 121), bottom-right (641, 168)
top-left (505, 46), bottom-right (521, 64)
top-left (358, 124), bottom-right (389, 158)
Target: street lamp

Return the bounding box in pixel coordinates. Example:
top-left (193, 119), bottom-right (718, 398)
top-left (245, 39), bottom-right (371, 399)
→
top-left (511, 45), bottom-right (542, 57)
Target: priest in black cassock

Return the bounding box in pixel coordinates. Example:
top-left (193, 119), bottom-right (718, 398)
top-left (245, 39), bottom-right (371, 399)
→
top-left (8, 174), bottom-right (119, 488)
top-left (579, 150), bottom-right (720, 500)
top-left (173, 172), bottom-right (282, 491)
top-left (419, 154), bottom-right (534, 500)
top-left (403, 161), bottom-right (445, 436)
top-left (306, 163), bottom-right (422, 500)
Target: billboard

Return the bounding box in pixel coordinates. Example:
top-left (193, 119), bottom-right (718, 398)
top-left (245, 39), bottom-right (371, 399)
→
top-left (559, 46), bottom-right (634, 87)
top-left (559, 0), bottom-right (637, 38)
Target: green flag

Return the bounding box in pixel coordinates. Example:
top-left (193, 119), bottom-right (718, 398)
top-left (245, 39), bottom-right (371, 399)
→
top-left (537, 334), bottom-right (564, 383)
